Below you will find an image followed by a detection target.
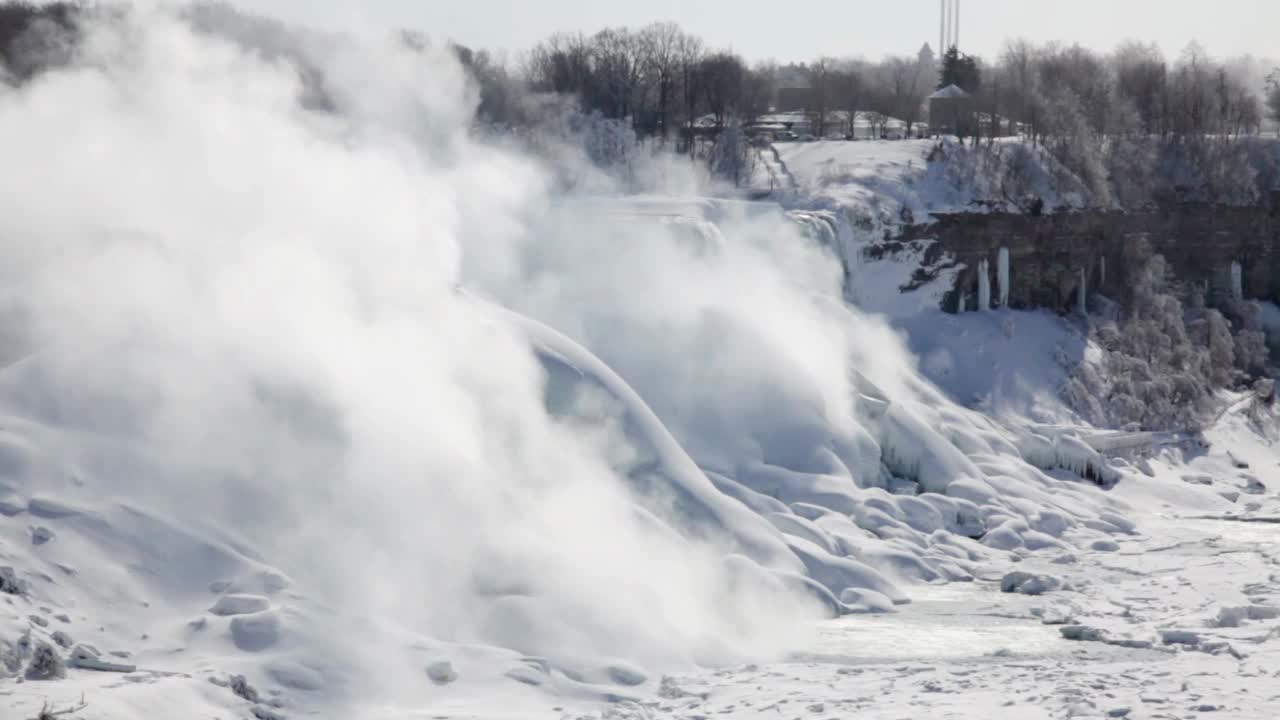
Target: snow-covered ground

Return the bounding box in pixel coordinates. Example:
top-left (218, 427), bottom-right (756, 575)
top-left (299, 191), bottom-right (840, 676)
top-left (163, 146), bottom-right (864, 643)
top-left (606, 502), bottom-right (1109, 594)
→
top-left (3, 8), bottom-right (1280, 720)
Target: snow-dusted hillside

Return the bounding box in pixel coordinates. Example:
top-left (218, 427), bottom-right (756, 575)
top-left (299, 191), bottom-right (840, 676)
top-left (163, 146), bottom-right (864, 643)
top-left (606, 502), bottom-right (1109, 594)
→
top-left (3, 8), bottom-right (1280, 720)
top-left (774, 139), bottom-right (1093, 426)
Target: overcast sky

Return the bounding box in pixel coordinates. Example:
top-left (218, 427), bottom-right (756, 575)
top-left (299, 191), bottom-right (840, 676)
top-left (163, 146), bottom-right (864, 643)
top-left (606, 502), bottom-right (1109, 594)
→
top-left (238, 0), bottom-right (1278, 63)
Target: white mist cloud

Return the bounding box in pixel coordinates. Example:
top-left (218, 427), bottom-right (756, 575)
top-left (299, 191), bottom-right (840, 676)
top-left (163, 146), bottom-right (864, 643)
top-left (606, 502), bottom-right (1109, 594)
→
top-left (0, 5), bottom-right (836, 702)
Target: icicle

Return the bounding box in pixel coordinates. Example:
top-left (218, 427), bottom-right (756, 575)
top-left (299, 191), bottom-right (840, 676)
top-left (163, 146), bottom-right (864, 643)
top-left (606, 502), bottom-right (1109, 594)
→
top-left (1231, 260), bottom-right (1243, 301)
top-left (997, 246), bottom-right (1010, 308)
top-left (1077, 268), bottom-right (1087, 316)
top-left (977, 259), bottom-right (991, 312)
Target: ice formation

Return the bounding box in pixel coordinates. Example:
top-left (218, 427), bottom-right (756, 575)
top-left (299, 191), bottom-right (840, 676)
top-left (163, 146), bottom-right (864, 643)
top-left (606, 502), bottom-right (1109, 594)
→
top-left (998, 246), bottom-right (1011, 308)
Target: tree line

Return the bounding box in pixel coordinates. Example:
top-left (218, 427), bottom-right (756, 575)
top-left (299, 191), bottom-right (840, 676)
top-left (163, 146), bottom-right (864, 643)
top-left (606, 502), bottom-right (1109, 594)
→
top-left (978, 40), bottom-right (1272, 143)
top-left (456, 23), bottom-right (943, 141)
top-left (461, 24), bottom-right (1280, 142)
top-left (1, 2), bottom-right (1277, 160)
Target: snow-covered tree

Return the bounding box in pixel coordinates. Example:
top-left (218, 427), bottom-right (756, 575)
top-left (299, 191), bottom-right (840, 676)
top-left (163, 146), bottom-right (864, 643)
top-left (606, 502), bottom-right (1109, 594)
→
top-left (1069, 256), bottom-right (1228, 430)
top-left (1039, 87), bottom-right (1111, 205)
top-left (707, 123), bottom-right (753, 187)
top-left (1267, 69), bottom-right (1280, 134)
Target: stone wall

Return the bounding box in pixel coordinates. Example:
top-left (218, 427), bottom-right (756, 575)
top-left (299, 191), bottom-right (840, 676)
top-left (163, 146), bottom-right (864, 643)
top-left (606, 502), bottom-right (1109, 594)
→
top-left (897, 195), bottom-right (1280, 313)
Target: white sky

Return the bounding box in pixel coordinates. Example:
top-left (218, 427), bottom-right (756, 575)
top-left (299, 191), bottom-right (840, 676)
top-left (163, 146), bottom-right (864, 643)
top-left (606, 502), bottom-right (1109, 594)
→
top-left (238, 0), bottom-right (1278, 64)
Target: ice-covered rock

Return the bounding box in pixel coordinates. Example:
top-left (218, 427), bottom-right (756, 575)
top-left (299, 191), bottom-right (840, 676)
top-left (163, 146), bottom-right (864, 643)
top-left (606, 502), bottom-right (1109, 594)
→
top-left (27, 496), bottom-right (84, 518)
top-left (230, 610), bottom-right (282, 652)
top-left (767, 512), bottom-right (841, 556)
top-left (838, 587), bottom-right (896, 613)
top-left (68, 644), bottom-right (135, 673)
top-left (1213, 605), bottom-right (1280, 627)
top-left (0, 566), bottom-right (27, 595)
top-left (267, 662), bottom-right (325, 691)
top-left (0, 493), bottom-right (25, 516)
top-left (210, 570), bottom-right (292, 596)
top-left (1159, 629), bottom-right (1201, 646)
top-left (605, 662), bottom-right (647, 687)
top-left (1001, 571), bottom-right (1065, 595)
top-left (982, 522), bottom-right (1026, 551)
top-left (1016, 432), bottom-right (1119, 487)
top-left (209, 594), bottom-right (271, 616)
top-left (1060, 625), bottom-right (1107, 642)
top-left (785, 536), bottom-right (908, 604)
top-left (426, 660), bottom-right (457, 685)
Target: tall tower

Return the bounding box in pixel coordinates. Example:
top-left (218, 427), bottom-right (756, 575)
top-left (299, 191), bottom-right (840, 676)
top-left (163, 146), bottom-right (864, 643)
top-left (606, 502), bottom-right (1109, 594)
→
top-left (939, 0), bottom-right (946, 56)
top-left (939, 0), bottom-right (960, 53)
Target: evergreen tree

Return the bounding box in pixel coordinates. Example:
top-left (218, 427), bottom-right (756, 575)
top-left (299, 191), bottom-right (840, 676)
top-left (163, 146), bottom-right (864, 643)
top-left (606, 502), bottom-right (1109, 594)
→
top-left (938, 47), bottom-right (981, 93)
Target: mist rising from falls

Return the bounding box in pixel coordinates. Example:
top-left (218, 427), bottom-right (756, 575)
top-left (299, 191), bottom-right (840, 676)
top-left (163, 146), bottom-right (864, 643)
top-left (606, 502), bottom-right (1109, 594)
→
top-left (0, 5), bottom-right (866, 690)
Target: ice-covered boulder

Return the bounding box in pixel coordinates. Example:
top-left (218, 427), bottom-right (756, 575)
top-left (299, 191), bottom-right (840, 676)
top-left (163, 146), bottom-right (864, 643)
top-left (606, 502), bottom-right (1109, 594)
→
top-left (1001, 571), bottom-right (1065, 595)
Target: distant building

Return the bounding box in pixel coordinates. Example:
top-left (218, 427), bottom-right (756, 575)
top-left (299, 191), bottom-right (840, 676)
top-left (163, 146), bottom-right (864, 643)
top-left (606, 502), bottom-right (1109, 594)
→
top-left (775, 87), bottom-right (817, 113)
top-left (928, 84), bottom-right (973, 137)
top-left (918, 43), bottom-right (936, 71)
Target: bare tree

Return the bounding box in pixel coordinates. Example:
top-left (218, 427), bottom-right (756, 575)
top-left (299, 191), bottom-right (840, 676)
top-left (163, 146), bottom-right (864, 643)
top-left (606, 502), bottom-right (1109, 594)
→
top-left (886, 55), bottom-right (926, 135)
top-left (1170, 41), bottom-right (1214, 138)
top-left (999, 39), bottom-right (1051, 142)
top-left (1037, 43), bottom-right (1112, 136)
top-left (526, 32), bottom-right (594, 100)
top-left (831, 65), bottom-right (863, 138)
top-left (591, 27), bottom-right (646, 121)
top-left (741, 61), bottom-right (775, 123)
top-left (637, 22), bottom-right (682, 138)
top-left (675, 31), bottom-right (704, 153)
top-left (808, 57), bottom-right (834, 138)
top-left (1112, 41), bottom-right (1167, 136)
top-left (700, 51), bottom-right (746, 128)
top-left (1267, 69), bottom-right (1280, 135)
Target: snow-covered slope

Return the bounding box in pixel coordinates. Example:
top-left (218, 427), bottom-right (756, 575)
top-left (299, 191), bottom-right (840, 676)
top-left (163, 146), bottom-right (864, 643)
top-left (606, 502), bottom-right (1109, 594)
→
top-left (775, 139), bottom-right (1095, 428)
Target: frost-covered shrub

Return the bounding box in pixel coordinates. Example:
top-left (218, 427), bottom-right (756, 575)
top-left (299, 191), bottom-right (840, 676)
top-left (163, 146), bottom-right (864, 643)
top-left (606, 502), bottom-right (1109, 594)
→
top-left (1152, 137), bottom-right (1266, 205)
top-left (1235, 330), bottom-right (1269, 374)
top-left (493, 106), bottom-right (642, 192)
top-left (1068, 252), bottom-right (1277, 430)
top-left (1222, 300), bottom-right (1274, 375)
top-left (1104, 134), bottom-right (1157, 208)
top-left (0, 566), bottom-right (26, 595)
top-left (1017, 132), bottom-right (1280, 210)
top-left (25, 640), bottom-right (65, 680)
top-left (1067, 256), bottom-right (1222, 430)
top-left (1204, 310), bottom-right (1237, 387)
top-left (1041, 88), bottom-right (1112, 205)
